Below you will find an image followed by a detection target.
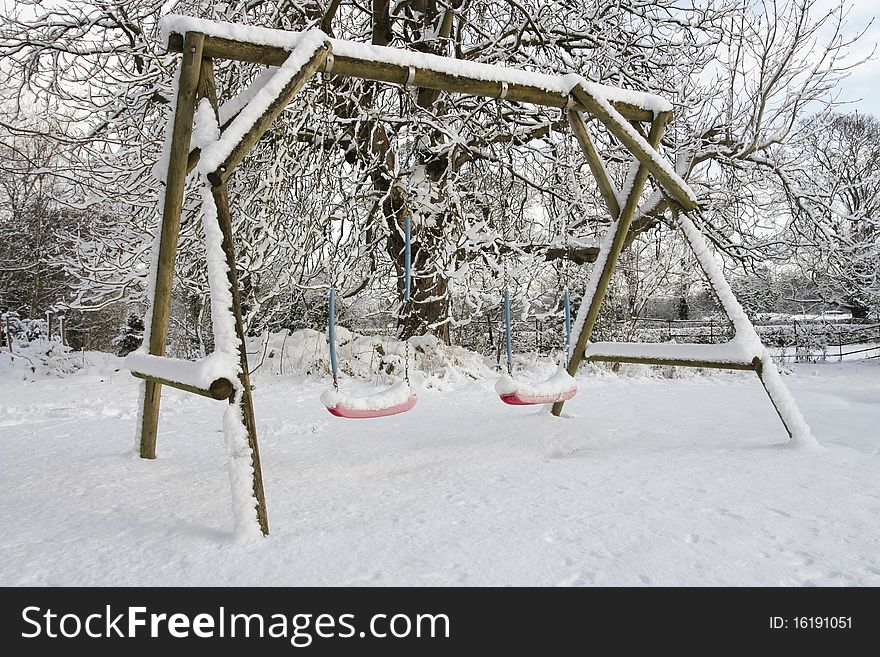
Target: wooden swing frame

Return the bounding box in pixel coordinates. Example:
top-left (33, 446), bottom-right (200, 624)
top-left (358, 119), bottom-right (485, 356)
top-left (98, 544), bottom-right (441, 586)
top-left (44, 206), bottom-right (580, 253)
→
top-left (131, 17), bottom-right (810, 537)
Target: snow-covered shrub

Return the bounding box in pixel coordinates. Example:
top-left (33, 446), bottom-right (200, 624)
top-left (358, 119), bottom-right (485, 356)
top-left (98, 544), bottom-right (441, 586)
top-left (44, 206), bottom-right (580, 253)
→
top-left (0, 338), bottom-right (84, 380)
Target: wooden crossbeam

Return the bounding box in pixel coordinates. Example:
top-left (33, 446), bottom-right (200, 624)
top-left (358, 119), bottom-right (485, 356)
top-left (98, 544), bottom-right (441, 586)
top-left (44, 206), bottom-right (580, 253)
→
top-left (131, 371), bottom-right (235, 400)
top-left (584, 355), bottom-right (759, 371)
top-left (166, 33), bottom-right (656, 123)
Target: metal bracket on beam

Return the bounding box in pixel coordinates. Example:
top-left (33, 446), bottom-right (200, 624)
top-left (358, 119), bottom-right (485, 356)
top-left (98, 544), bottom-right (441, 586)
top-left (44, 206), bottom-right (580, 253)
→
top-left (404, 65), bottom-right (417, 91)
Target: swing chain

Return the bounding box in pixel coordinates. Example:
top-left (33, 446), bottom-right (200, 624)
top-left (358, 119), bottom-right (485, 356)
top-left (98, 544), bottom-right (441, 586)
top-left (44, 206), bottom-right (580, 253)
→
top-left (559, 124), bottom-right (574, 362)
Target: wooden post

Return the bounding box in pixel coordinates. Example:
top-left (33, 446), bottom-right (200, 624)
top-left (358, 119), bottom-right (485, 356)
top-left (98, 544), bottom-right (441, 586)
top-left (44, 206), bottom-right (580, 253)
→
top-left (753, 357), bottom-right (794, 440)
top-left (552, 113), bottom-right (670, 416)
top-left (139, 32), bottom-right (205, 459)
top-left (211, 183), bottom-right (270, 536)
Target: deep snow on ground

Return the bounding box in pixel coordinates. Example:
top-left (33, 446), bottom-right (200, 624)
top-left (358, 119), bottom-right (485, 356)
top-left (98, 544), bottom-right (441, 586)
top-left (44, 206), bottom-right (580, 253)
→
top-left (0, 353), bottom-right (878, 586)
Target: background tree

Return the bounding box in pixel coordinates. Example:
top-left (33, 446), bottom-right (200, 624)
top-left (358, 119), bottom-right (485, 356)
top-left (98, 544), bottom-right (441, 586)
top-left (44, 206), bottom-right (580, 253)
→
top-left (0, 0), bottom-right (874, 353)
top-left (790, 112), bottom-right (880, 317)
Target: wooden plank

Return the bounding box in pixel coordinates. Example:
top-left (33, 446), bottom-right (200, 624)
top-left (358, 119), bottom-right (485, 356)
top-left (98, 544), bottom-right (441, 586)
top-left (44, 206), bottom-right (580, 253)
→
top-left (569, 84), bottom-right (696, 212)
top-left (551, 113), bottom-right (670, 417)
top-left (131, 371), bottom-right (235, 400)
top-left (207, 43), bottom-right (331, 186)
top-left (139, 32), bottom-right (205, 460)
top-left (211, 183), bottom-right (270, 536)
top-left (567, 109), bottom-right (621, 219)
top-left (585, 355), bottom-right (757, 370)
top-left (167, 33), bottom-right (655, 122)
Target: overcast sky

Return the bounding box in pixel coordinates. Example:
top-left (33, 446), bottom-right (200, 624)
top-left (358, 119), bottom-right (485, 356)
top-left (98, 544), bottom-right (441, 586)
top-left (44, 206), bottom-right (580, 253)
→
top-left (819, 0), bottom-right (879, 112)
top-left (1, 0), bottom-right (876, 113)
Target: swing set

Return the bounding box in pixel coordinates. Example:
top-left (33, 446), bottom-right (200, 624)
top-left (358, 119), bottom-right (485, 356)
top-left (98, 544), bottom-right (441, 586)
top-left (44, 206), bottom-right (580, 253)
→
top-left (126, 15), bottom-right (815, 537)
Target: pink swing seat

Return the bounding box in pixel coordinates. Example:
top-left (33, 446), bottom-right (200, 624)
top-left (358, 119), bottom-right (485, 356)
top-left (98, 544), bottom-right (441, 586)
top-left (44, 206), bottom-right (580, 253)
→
top-left (321, 381), bottom-right (417, 419)
top-left (496, 367), bottom-right (577, 406)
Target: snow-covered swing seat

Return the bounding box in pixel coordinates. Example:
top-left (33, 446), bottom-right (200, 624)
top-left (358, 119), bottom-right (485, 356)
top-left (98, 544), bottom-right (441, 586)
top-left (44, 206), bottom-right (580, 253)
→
top-left (495, 289), bottom-right (577, 405)
top-left (321, 380), bottom-right (417, 418)
top-left (321, 217), bottom-right (418, 419)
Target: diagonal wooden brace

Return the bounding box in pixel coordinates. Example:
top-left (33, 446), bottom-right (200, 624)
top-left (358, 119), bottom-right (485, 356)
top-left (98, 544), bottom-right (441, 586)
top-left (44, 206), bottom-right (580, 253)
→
top-left (206, 42), bottom-right (331, 187)
top-left (569, 84), bottom-right (694, 212)
top-left (551, 113), bottom-right (670, 417)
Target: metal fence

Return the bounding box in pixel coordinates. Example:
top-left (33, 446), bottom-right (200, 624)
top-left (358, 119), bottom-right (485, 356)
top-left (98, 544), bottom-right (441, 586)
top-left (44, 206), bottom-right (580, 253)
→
top-left (453, 314), bottom-right (880, 363)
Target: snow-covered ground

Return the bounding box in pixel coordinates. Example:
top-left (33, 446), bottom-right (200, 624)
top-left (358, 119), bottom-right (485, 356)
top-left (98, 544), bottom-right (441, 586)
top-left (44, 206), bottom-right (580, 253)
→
top-left (0, 350), bottom-right (878, 586)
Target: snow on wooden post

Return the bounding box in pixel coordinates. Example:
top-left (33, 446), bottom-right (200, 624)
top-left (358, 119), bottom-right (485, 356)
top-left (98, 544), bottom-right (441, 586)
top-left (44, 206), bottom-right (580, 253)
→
top-left (752, 356), bottom-right (818, 446)
top-left (139, 31), bottom-right (205, 460)
top-left (210, 183), bottom-right (270, 536)
top-left (191, 52), bottom-right (270, 536)
top-left (552, 112), bottom-right (670, 416)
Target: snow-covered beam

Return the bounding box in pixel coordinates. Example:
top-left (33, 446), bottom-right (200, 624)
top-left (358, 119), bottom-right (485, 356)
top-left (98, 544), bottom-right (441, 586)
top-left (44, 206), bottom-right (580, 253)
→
top-left (126, 352), bottom-right (239, 400)
top-left (551, 113), bottom-right (671, 417)
top-left (130, 370), bottom-right (235, 400)
top-left (164, 32), bottom-right (656, 123)
top-left (584, 341), bottom-right (760, 370)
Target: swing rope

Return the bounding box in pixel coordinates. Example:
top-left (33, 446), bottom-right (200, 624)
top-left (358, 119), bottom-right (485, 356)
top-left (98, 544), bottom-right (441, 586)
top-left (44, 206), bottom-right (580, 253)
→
top-left (503, 288), bottom-right (513, 375)
top-left (560, 115), bottom-right (574, 364)
top-left (563, 286), bottom-right (571, 363)
top-left (403, 213), bottom-right (412, 385)
top-left (329, 288), bottom-right (339, 389)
